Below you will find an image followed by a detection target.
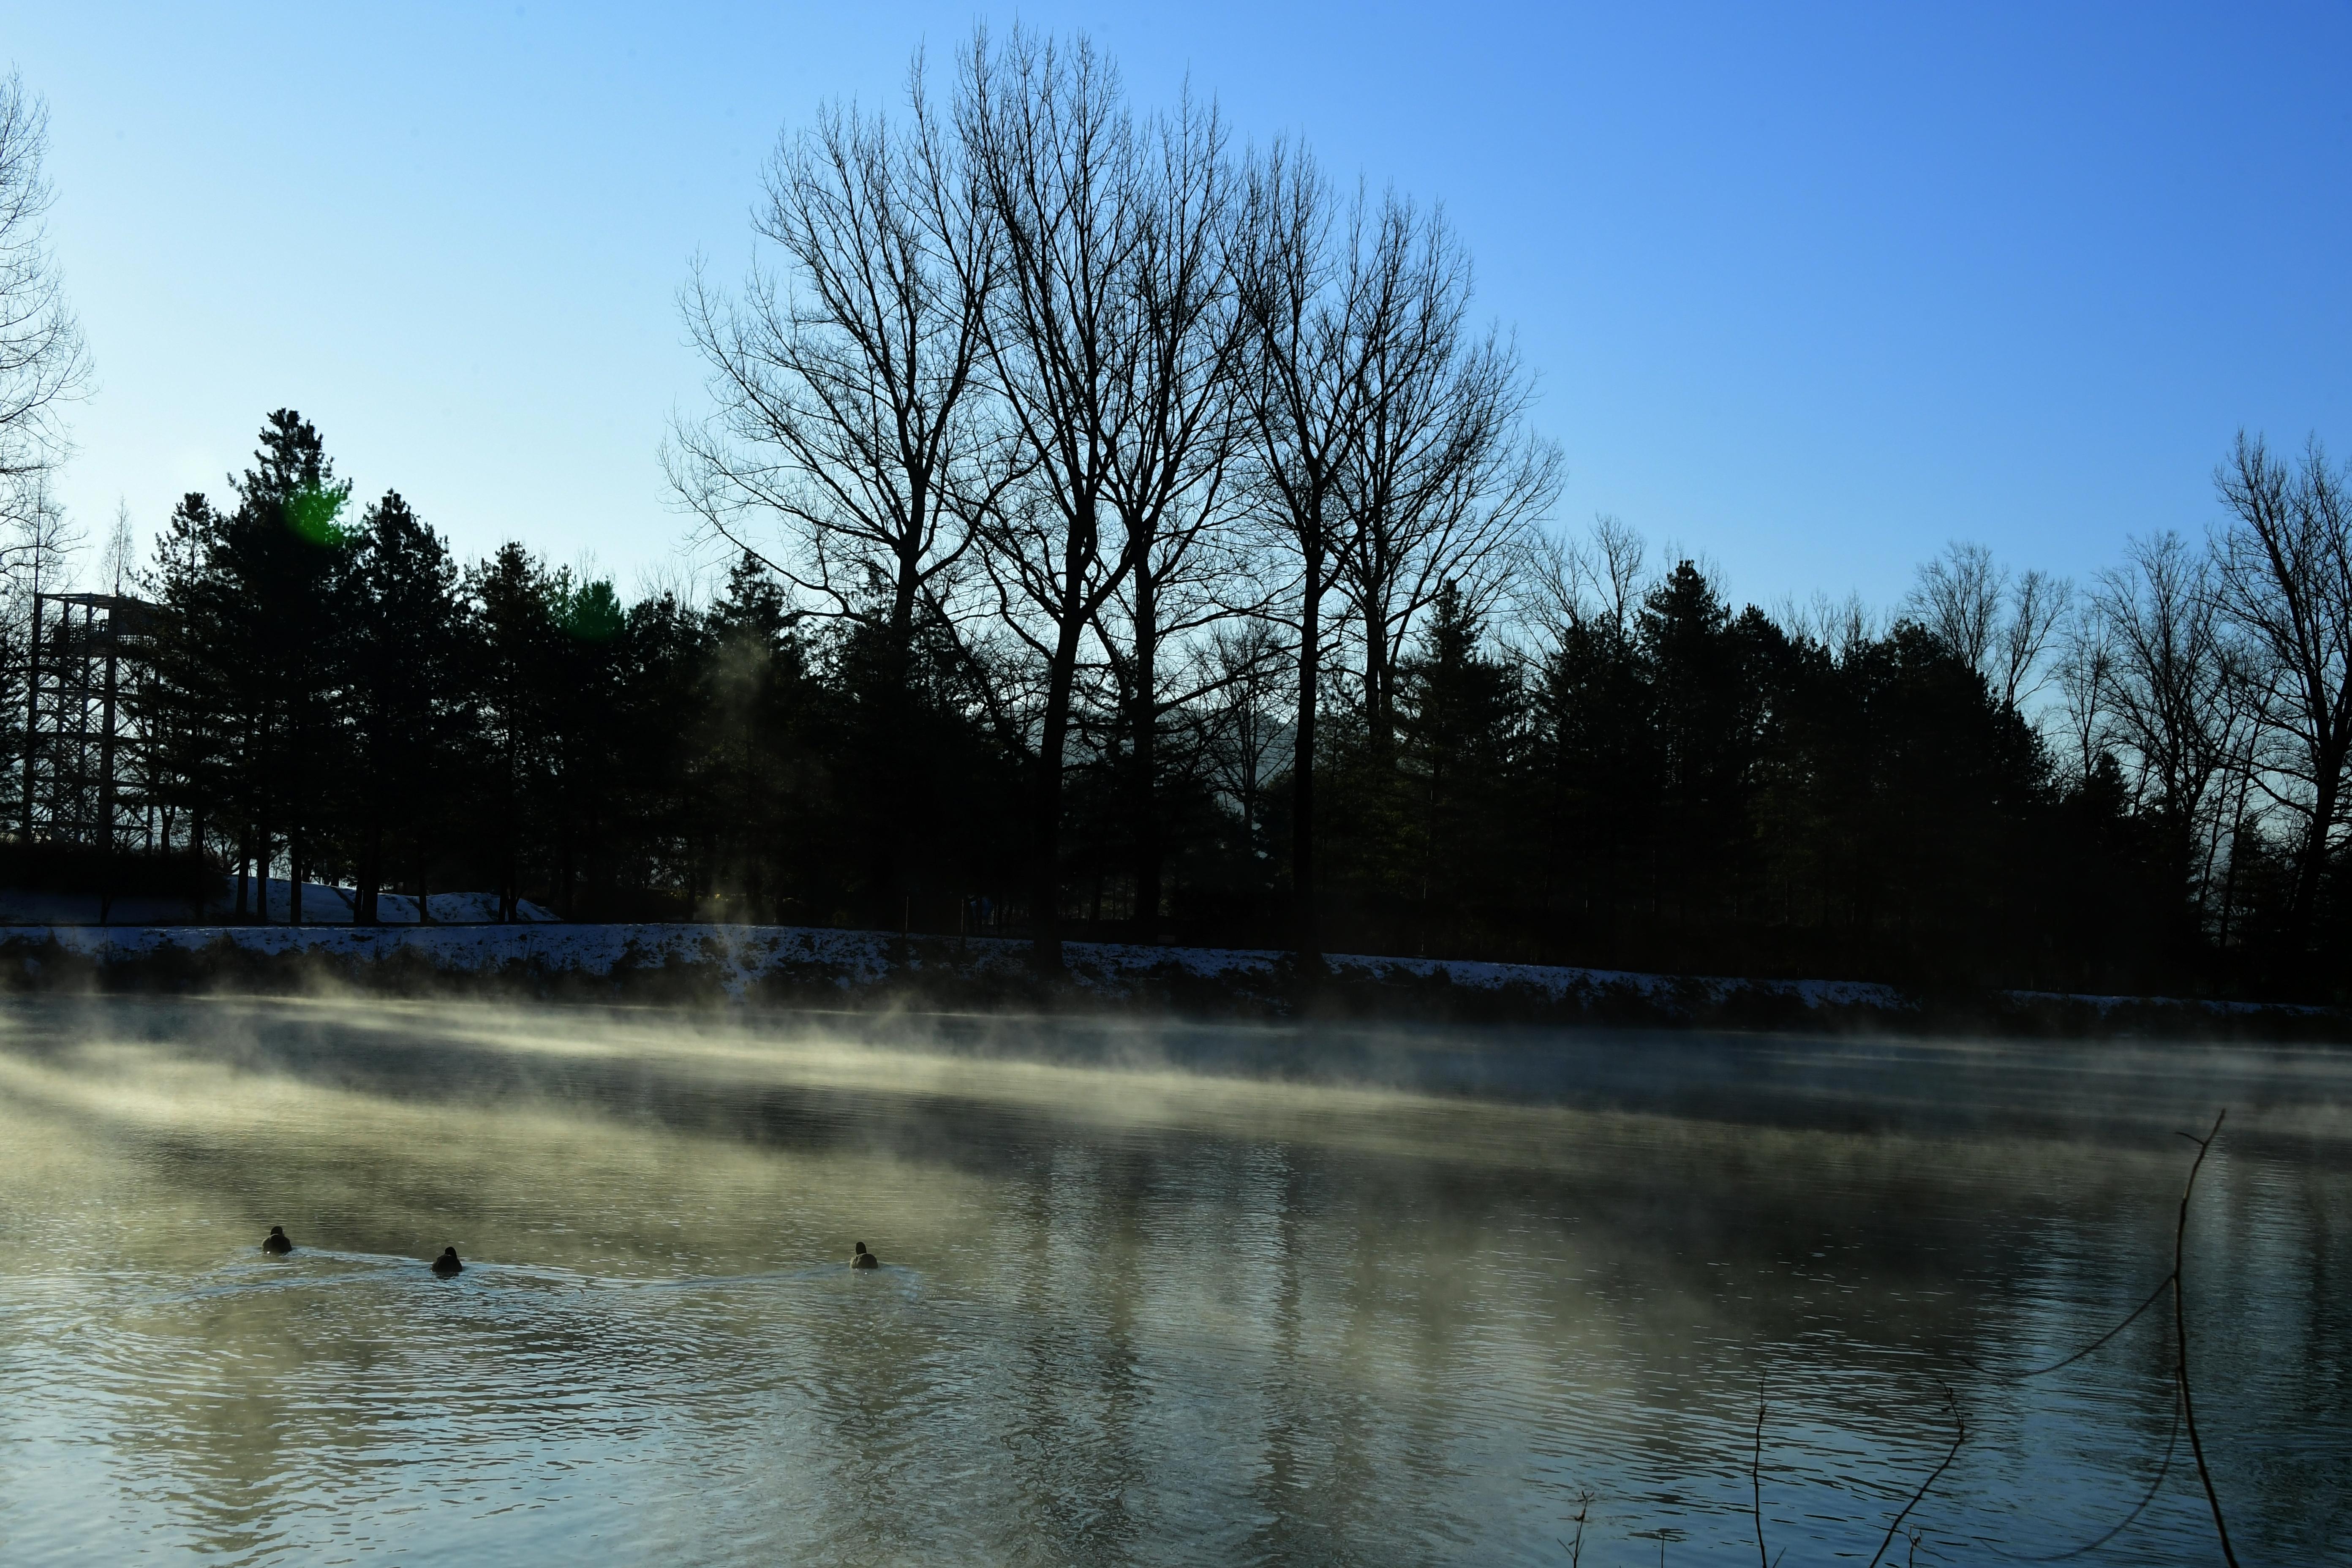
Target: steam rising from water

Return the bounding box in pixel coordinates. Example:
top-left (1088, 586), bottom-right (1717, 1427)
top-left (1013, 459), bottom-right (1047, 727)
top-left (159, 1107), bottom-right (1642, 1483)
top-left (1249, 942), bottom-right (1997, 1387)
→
top-left (1, 996), bottom-right (2345, 1564)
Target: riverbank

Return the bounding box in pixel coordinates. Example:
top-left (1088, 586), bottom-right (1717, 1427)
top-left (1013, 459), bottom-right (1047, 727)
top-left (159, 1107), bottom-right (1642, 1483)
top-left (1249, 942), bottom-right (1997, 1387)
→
top-left (0, 921), bottom-right (2336, 1039)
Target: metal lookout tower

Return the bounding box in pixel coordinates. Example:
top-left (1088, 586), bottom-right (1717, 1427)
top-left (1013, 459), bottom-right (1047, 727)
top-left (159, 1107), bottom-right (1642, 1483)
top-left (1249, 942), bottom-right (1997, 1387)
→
top-left (19, 591), bottom-right (160, 852)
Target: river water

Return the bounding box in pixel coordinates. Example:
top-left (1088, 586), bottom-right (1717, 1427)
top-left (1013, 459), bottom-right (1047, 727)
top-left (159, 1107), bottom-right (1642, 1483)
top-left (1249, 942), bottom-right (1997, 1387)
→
top-left (0, 997), bottom-right (2343, 1565)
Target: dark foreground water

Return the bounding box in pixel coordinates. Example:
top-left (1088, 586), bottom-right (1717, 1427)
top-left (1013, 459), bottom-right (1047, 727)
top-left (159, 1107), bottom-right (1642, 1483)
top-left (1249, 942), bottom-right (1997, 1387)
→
top-left (0, 998), bottom-right (2344, 1565)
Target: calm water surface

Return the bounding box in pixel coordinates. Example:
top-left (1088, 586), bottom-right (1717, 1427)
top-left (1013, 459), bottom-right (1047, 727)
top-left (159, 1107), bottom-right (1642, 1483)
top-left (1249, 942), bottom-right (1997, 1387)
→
top-left (0, 997), bottom-right (2345, 1565)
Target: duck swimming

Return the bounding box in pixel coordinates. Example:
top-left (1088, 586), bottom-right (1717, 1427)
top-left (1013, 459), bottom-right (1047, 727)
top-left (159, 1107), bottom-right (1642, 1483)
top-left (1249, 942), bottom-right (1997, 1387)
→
top-left (850, 1241), bottom-right (879, 1269)
top-left (261, 1226), bottom-right (292, 1255)
top-left (431, 1247), bottom-right (464, 1277)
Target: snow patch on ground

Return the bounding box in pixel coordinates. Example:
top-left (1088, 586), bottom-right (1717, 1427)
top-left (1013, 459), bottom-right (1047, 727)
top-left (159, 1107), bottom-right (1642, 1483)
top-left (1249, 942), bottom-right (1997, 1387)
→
top-left (2004, 988), bottom-right (2333, 1018)
top-left (19, 919), bottom-right (2316, 1022)
top-left (0, 879), bottom-right (559, 926)
top-left (0, 920), bottom-right (1916, 1015)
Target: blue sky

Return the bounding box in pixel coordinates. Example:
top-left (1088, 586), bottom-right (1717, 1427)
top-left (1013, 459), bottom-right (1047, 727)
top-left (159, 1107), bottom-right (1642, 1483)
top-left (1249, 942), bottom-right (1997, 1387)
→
top-left (9, 3), bottom-right (2348, 610)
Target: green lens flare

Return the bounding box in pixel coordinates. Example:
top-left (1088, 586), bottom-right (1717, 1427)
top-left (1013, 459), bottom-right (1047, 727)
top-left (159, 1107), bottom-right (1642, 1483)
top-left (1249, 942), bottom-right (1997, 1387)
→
top-left (284, 483), bottom-right (351, 545)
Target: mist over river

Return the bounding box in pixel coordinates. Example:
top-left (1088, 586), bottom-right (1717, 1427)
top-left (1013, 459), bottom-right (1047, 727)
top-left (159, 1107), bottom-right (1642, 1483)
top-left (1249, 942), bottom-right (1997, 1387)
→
top-left (0, 998), bottom-right (2344, 1565)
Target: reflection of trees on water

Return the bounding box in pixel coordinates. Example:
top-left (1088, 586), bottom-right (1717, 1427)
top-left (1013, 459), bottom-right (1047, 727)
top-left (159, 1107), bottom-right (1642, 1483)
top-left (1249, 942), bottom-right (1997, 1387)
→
top-left (0, 999), bottom-right (2343, 1563)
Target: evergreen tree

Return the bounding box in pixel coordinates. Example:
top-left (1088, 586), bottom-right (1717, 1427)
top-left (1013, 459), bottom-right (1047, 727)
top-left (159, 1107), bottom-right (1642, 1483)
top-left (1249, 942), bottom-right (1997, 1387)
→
top-left (144, 412), bottom-right (354, 920)
top-left (141, 493), bottom-right (240, 888)
top-left (542, 571), bottom-right (628, 918)
top-left (1394, 581), bottom-right (1527, 955)
top-left (466, 544), bottom-right (556, 921)
top-left (1532, 605), bottom-right (1659, 962)
top-left (239, 410), bottom-right (355, 920)
top-left (344, 491), bottom-right (466, 921)
top-left (698, 552), bottom-right (808, 920)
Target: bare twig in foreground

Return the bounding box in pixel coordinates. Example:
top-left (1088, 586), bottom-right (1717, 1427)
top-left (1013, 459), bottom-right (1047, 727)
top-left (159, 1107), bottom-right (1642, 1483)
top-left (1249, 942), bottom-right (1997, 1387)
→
top-left (1865, 1385), bottom-right (1965, 1568)
top-left (2009, 1384), bottom-right (2183, 1562)
top-left (1998, 1271), bottom-right (2174, 1380)
top-left (1752, 1399), bottom-right (1769, 1568)
top-left (2173, 1108), bottom-right (2238, 1567)
top-left (1556, 1490), bottom-right (1589, 1566)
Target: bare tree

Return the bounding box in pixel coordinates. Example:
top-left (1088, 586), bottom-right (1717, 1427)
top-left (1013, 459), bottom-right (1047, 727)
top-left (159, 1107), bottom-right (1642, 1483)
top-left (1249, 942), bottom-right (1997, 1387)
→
top-left (3, 477), bottom-right (82, 839)
top-left (1907, 540), bottom-right (2069, 709)
top-left (2212, 431), bottom-right (2352, 939)
top-left (0, 471), bottom-right (79, 596)
top-left (1083, 85), bottom-right (1251, 937)
top-left (1774, 588), bottom-right (1878, 660)
top-left (1232, 141), bottom-right (1372, 969)
top-left (1524, 514), bottom-right (1649, 653)
top-left (2202, 651), bottom-right (2273, 949)
top-left (671, 63), bottom-right (1001, 662)
top-left (101, 499), bottom-right (134, 596)
top-left (0, 74), bottom-right (89, 511)
top-left (1232, 163), bottom-right (1555, 965)
top-left (956, 26), bottom-right (1152, 969)
top-left (2093, 531), bottom-right (2240, 910)
top-left (1329, 192), bottom-right (1558, 753)
top-left (2054, 602), bottom-right (2117, 781)
top-left (1909, 541), bottom-right (2003, 672)
top-left (1194, 617), bottom-right (1291, 855)
top-left (1997, 569), bottom-right (2069, 710)
top-left (672, 59), bottom-right (1020, 920)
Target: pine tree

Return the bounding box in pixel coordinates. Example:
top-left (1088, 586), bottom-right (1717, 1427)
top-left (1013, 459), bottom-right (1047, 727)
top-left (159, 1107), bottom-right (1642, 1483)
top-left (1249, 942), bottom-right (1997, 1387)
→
top-left (1395, 581), bottom-right (1527, 955)
top-left (345, 491), bottom-right (466, 921)
top-left (466, 544), bottom-right (556, 922)
top-left (699, 552), bottom-right (805, 920)
top-left (143, 413), bottom-right (355, 920)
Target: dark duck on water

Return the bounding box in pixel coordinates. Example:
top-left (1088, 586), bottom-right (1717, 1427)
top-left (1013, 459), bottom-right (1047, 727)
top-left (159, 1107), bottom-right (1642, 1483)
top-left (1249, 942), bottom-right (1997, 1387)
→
top-left (431, 1247), bottom-right (464, 1277)
top-left (261, 1226), bottom-right (292, 1255)
top-left (850, 1241), bottom-right (879, 1269)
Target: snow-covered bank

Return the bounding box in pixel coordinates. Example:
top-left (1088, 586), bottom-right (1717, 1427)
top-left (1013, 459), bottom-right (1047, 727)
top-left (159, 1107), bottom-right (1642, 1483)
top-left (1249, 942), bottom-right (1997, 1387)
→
top-left (0, 878), bottom-right (557, 926)
top-left (0, 920), bottom-right (1895, 1011)
top-left (0, 921), bottom-right (2334, 1037)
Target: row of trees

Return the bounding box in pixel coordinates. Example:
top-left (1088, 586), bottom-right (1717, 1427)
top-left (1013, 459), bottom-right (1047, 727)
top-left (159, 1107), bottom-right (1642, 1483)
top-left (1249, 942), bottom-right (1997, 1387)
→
top-left (127, 409), bottom-right (915, 927)
top-left (0, 39), bottom-right (2342, 997)
top-left (670, 28), bottom-right (1559, 970)
top-left (73, 402), bottom-right (2347, 998)
top-left (656, 28), bottom-right (2346, 994)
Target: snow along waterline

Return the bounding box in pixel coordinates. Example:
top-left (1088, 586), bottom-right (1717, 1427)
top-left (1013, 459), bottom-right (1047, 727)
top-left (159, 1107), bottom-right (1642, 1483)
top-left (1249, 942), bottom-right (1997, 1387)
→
top-left (0, 918), bottom-right (2333, 1040)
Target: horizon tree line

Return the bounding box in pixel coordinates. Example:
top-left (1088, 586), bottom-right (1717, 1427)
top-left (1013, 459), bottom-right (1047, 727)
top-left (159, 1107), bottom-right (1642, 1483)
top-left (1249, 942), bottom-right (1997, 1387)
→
top-left (0, 38), bottom-right (2343, 1000)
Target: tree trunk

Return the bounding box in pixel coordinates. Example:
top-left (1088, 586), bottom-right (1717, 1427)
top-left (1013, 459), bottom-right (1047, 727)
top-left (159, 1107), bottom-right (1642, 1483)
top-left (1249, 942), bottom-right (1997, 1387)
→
top-left (357, 819), bottom-right (381, 925)
top-left (22, 595), bottom-right (40, 841)
top-left (1131, 574), bottom-right (1162, 941)
top-left (881, 550), bottom-right (922, 927)
top-left (501, 738), bottom-right (518, 923)
top-left (1293, 538), bottom-right (1325, 973)
top-left (2293, 757), bottom-right (2342, 946)
top-left (1031, 616), bottom-right (1086, 972)
top-left (290, 830), bottom-right (304, 925)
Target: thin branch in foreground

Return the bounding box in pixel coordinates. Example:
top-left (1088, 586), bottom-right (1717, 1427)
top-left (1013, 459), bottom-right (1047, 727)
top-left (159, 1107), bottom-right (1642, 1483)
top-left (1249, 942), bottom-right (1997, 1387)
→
top-left (1555, 1490), bottom-right (1590, 1566)
top-left (1990, 1271), bottom-right (2175, 1380)
top-left (2004, 1384), bottom-right (2183, 1563)
top-left (1752, 1399), bottom-right (1769, 1568)
top-left (2173, 1108), bottom-right (2238, 1568)
top-left (1865, 1385), bottom-right (1965, 1568)
top-left (1981, 1112), bottom-right (2233, 1564)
